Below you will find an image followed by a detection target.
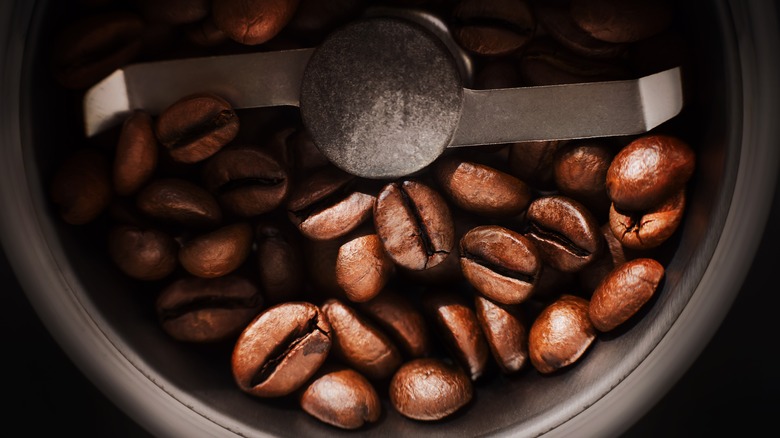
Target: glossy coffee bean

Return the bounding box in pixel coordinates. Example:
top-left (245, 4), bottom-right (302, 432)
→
top-left (255, 222), bottom-right (305, 304)
top-left (534, 1), bottom-right (627, 59)
top-left (508, 140), bottom-right (565, 191)
top-left (389, 358), bottom-right (473, 421)
top-left (213, 0), bottom-right (301, 45)
top-left (156, 275), bottom-right (263, 342)
top-left (136, 178), bottom-right (222, 229)
top-left (300, 366), bottom-right (381, 430)
top-left (335, 229), bottom-right (394, 303)
top-left (108, 225), bottom-right (178, 281)
top-left (578, 223), bottom-right (628, 293)
top-left (553, 141), bottom-right (613, 215)
top-left (609, 189), bottom-right (685, 250)
top-left (114, 110), bottom-right (158, 196)
top-left (453, 0), bottom-right (536, 56)
top-left (460, 225), bottom-right (541, 305)
top-left (519, 38), bottom-right (629, 86)
top-left (359, 289), bottom-right (431, 358)
top-left (606, 135), bottom-right (695, 211)
top-left (528, 294), bottom-right (595, 374)
top-left (155, 93), bottom-right (239, 164)
top-left (232, 302), bottom-right (331, 397)
top-left (133, 0), bottom-right (210, 24)
top-left (525, 195), bottom-right (602, 273)
top-left (589, 258), bottom-right (664, 332)
top-left (374, 180), bottom-right (454, 271)
top-left (474, 296), bottom-right (528, 374)
top-left (179, 222), bottom-right (253, 278)
top-left (50, 148), bottom-right (112, 225)
top-left (570, 0), bottom-right (673, 44)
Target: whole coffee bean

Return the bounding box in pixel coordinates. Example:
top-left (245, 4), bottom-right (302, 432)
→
top-left (108, 225), bottom-right (178, 281)
top-left (534, 2), bottom-right (627, 59)
top-left (232, 302), bottom-right (331, 397)
top-left (578, 223), bottom-right (628, 292)
top-left (286, 128), bottom-right (331, 174)
top-left (286, 167), bottom-right (375, 241)
top-left (133, 0), bottom-right (210, 24)
top-left (460, 225), bottom-right (541, 305)
top-left (570, 0), bottom-right (673, 44)
top-left (179, 222), bottom-right (253, 278)
top-left (255, 222), bottom-right (304, 304)
top-left (508, 140), bottom-right (565, 191)
top-left (51, 11), bottom-right (144, 89)
top-left (434, 155), bottom-right (531, 219)
top-left (114, 110), bottom-right (158, 196)
top-left (525, 195), bottom-right (602, 273)
top-left (553, 141), bottom-right (613, 216)
top-left (519, 38), bottom-right (629, 86)
top-left (609, 189), bottom-right (686, 250)
top-left (589, 258), bottom-right (664, 332)
top-left (423, 290), bottom-right (489, 381)
top-left (212, 0), bottom-right (301, 45)
top-left (528, 294), bottom-right (595, 374)
top-left (359, 289), bottom-right (431, 358)
top-left (374, 180), bottom-right (455, 271)
top-left (156, 275), bottom-right (263, 342)
top-left (606, 135), bottom-right (695, 211)
top-left (155, 93), bottom-right (239, 164)
top-left (453, 0), bottom-right (536, 56)
top-left (335, 229), bottom-right (394, 303)
top-left (50, 148), bottom-right (112, 225)
top-left (474, 296), bottom-right (528, 374)
top-left (321, 299), bottom-right (402, 380)
top-left (185, 16), bottom-right (229, 47)
top-left (389, 358), bottom-right (473, 421)
top-left (136, 178), bottom-right (222, 229)
top-left (202, 145), bottom-right (289, 218)
top-left (299, 366), bottom-right (381, 430)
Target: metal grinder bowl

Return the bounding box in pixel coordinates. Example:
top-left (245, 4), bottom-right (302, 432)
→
top-left (1, 1), bottom-right (778, 437)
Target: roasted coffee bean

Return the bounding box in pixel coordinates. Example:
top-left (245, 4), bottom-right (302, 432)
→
top-left (453, 0), bottom-right (536, 56)
top-left (525, 195), bottom-right (602, 273)
top-left (156, 275), bottom-right (263, 342)
top-left (528, 294), bottom-right (595, 374)
top-left (300, 366), bottom-right (381, 430)
top-left (609, 189), bottom-right (685, 250)
top-left (286, 167), bottom-right (375, 241)
top-left (508, 140), bottom-right (565, 191)
top-left (212, 0), bottom-right (301, 45)
top-left (136, 178), bottom-right (222, 229)
top-left (304, 237), bottom-right (346, 299)
top-left (434, 155), bottom-right (531, 219)
top-left (578, 223), bottom-right (628, 292)
top-left (389, 358), bottom-right (473, 421)
top-left (179, 222), bottom-right (253, 278)
top-left (519, 38), bottom-right (629, 86)
top-left (374, 180), bottom-right (454, 271)
top-left (359, 289), bottom-right (431, 358)
top-left (534, 1), bottom-right (627, 59)
top-left (114, 110), bottom-right (158, 196)
top-left (589, 258), bottom-right (664, 332)
top-left (321, 299), bottom-right (402, 380)
top-left (108, 225), bottom-right (178, 281)
top-left (202, 145), bottom-right (289, 218)
top-left (570, 0), bottom-right (673, 44)
top-left (335, 229), bottom-right (394, 303)
top-left (553, 141), bottom-right (613, 216)
top-left (185, 16), bottom-right (230, 47)
top-left (133, 0), bottom-right (210, 24)
top-left (460, 225), bottom-right (541, 305)
top-left (50, 148), bottom-right (112, 225)
top-left (232, 302), bottom-right (331, 397)
top-left (155, 93), bottom-right (239, 164)
top-left (606, 135), bottom-right (695, 211)
top-left (474, 295), bottom-right (528, 374)
top-left (255, 222), bottom-right (305, 304)
top-left (286, 128), bottom-right (331, 173)
top-left (51, 11), bottom-right (144, 89)
top-left (423, 290), bottom-right (489, 381)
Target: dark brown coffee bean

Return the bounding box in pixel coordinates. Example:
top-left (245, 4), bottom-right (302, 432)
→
top-left (474, 296), bottom-right (528, 374)
top-left (156, 275), bottom-right (263, 342)
top-left (374, 180), bottom-right (454, 271)
top-left (304, 237), bottom-right (346, 300)
top-left (508, 140), bottom-right (565, 191)
top-left (553, 141), bottom-right (613, 216)
top-left (606, 135), bottom-right (695, 211)
top-left (136, 178), bottom-right (222, 229)
top-left (185, 16), bottom-right (230, 47)
top-left (232, 302), bottom-right (331, 397)
top-left (286, 128), bottom-right (331, 173)
top-left (525, 195), bottom-right (602, 273)
top-left (255, 222), bottom-right (304, 304)
top-left (589, 258), bottom-right (664, 332)
top-left (460, 225), bottom-right (541, 305)
top-left (609, 189), bottom-right (685, 250)
top-left (133, 0), bottom-right (210, 24)
top-left (578, 223), bottom-right (628, 293)
top-left (389, 358), bottom-right (473, 421)
top-left (434, 155), bottom-right (531, 219)
top-left (179, 222), bottom-right (253, 278)
top-left (528, 294), bottom-right (595, 374)
top-left (423, 290), bottom-right (489, 381)
top-left (335, 229), bottom-right (394, 303)
top-left (155, 93), bottom-right (239, 164)
top-left (534, 2), bottom-right (627, 59)
top-left (212, 0), bottom-right (301, 45)
top-left (453, 0), bottom-right (536, 56)
top-left (300, 366), bottom-right (381, 430)
top-left (108, 225), bottom-right (178, 281)
top-left (359, 289), bottom-right (431, 358)
top-left (50, 148), bottom-right (112, 225)
top-left (114, 110), bottom-right (158, 196)
top-left (321, 299), bottom-right (402, 380)
top-left (202, 145), bottom-right (289, 218)
top-left (519, 38), bottom-right (629, 86)
top-left (570, 0), bottom-right (673, 44)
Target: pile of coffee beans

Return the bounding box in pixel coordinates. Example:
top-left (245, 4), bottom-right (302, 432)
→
top-left (47, 0), bottom-right (695, 431)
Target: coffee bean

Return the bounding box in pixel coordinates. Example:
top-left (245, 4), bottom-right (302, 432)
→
top-left (570, 0), bottom-right (673, 44)
top-left (255, 222), bottom-right (305, 304)
top-left (286, 128), bottom-right (331, 174)
top-left (453, 0), bottom-right (536, 56)
top-left (156, 275), bottom-right (263, 342)
top-left (212, 0), bottom-right (301, 45)
top-left (589, 258), bottom-right (664, 332)
top-left (528, 294), bottom-right (595, 374)
top-left (108, 225), bottom-right (178, 281)
top-left (179, 222), bottom-right (253, 278)
top-left (155, 93), bottom-right (239, 164)
top-left (609, 189), bottom-right (686, 250)
top-left (460, 225), bottom-right (541, 305)
top-left (578, 223), bottom-right (628, 293)
top-left (534, 1), bottom-right (627, 59)
top-left (359, 289), bottom-right (431, 358)
top-left (508, 140), bottom-right (565, 191)
top-left (114, 110), bottom-right (158, 196)
top-left (232, 302), bottom-right (331, 397)
top-left (519, 38), bottom-right (629, 86)
top-left (553, 140), bottom-right (613, 216)
top-left (133, 0), bottom-right (210, 24)
top-left (474, 295), bottom-right (528, 374)
top-left (50, 148), bottom-right (112, 225)
top-left (185, 16), bottom-right (229, 47)
top-left (136, 178), bottom-right (222, 229)
top-left (389, 358), bottom-right (473, 421)
top-left (299, 366), bottom-right (381, 430)
top-left (335, 229), bottom-right (394, 303)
